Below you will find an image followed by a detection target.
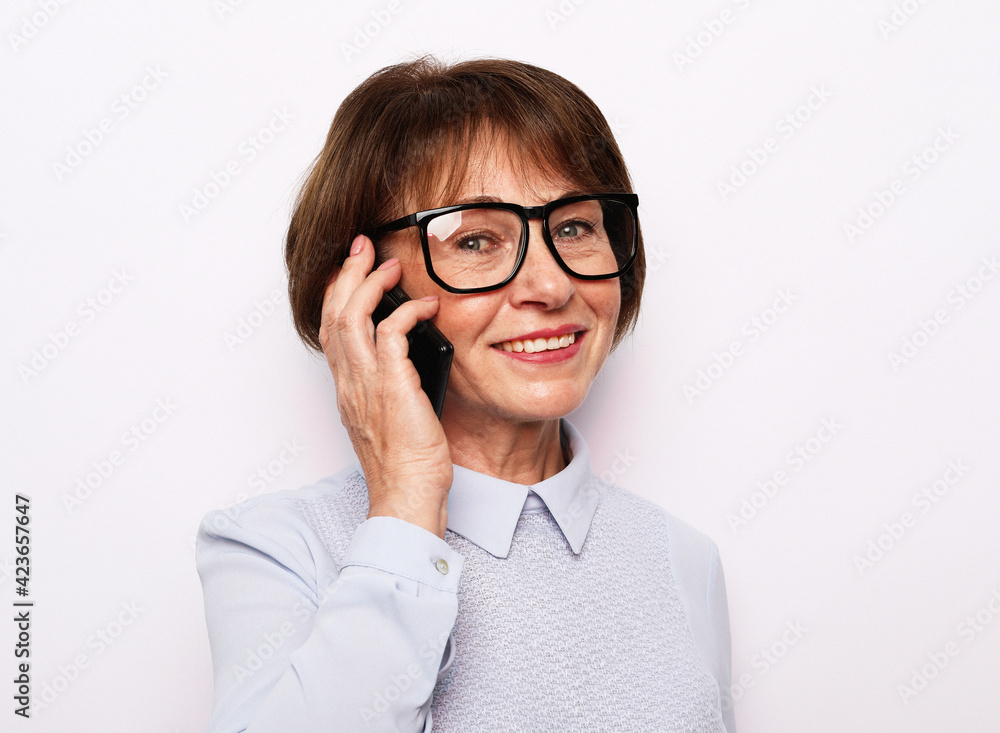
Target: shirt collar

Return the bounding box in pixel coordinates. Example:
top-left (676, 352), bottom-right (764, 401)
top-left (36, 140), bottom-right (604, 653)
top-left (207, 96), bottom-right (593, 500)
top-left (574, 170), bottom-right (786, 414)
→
top-left (445, 420), bottom-right (602, 558)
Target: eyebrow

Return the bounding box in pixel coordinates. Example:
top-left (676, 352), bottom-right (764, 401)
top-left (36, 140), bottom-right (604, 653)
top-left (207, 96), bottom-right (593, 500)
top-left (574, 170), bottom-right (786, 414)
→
top-left (453, 195), bottom-right (504, 205)
top-left (451, 189), bottom-right (589, 206)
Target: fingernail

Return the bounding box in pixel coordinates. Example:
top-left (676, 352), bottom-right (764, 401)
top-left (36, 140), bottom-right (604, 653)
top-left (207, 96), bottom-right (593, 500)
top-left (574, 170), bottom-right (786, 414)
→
top-left (376, 258), bottom-right (398, 271)
top-left (419, 295), bottom-right (438, 301)
top-left (349, 235), bottom-right (364, 257)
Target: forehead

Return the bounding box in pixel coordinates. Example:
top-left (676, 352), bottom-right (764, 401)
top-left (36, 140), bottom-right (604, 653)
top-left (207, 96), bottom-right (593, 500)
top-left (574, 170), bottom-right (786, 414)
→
top-left (406, 134), bottom-right (578, 213)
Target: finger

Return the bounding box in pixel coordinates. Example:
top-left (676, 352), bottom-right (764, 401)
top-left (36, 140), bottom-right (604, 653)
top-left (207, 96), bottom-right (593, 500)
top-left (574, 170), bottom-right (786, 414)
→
top-left (325, 257), bottom-right (405, 373)
top-left (321, 234), bottom-right (376, 334)
top-left (320, 235), bottom-right (377, 358)
top-left (373, 295), bottom-right (441, 367)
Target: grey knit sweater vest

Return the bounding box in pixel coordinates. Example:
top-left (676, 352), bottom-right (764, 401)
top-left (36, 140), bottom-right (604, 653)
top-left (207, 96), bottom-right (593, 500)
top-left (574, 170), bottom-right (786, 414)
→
top-left (296, 471), bottom-right (726, 732)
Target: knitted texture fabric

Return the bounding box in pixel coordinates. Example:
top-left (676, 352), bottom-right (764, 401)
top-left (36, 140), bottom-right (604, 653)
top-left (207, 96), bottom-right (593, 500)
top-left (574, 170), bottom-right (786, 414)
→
top-left (295, 471), bottom-right (725, 732)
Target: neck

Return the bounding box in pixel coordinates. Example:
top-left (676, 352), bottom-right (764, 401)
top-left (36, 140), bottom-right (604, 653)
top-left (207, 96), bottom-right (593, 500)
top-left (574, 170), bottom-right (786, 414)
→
top-left (442, 411), bottom-right (566, 485)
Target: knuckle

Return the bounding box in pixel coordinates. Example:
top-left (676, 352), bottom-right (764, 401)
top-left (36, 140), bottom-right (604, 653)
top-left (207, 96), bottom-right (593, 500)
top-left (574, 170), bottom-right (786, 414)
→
top-left (374, 318), bottom-right (396, 338)
top-left (335, 384), bottom-right (355, 415)
top-left (322, 310), bottom-right (339, 333)
top-left (335, 311), bottom-right (362, 333)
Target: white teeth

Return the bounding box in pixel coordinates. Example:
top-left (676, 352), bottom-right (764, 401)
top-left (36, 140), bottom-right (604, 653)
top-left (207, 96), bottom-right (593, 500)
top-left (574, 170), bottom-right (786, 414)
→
top-left (496, 332), bottom-right (577, 353)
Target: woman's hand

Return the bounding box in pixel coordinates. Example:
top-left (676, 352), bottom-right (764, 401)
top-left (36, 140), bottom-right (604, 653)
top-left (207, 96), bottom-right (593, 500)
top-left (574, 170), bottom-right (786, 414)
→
top-left (319, 234), bottom-right (453, 538)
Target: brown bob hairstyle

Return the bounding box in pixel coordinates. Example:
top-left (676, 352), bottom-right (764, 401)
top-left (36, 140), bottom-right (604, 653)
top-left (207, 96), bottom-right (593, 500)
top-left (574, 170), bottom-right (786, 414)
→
top-left (285, 56), bottom-right (645, 352)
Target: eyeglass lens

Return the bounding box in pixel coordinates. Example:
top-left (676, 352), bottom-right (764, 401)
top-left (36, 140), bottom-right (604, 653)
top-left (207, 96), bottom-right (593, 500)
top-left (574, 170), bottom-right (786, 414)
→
top-left (424, 199), bottom-right (635, 291)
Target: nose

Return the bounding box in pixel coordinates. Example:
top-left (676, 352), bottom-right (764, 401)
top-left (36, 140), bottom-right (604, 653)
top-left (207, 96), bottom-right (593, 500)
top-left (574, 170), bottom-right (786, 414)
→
top-left (507, 219), bottom-right (574, 309)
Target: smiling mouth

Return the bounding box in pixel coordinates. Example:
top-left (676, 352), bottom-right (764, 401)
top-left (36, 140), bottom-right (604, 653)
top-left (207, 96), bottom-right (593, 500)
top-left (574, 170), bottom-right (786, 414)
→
top-left (493, 332), bottom-right (578, 354)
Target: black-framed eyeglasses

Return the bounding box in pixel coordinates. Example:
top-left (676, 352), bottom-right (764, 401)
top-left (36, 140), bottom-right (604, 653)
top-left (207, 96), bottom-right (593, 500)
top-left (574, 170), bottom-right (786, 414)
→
top-left (365, 193), bottom-right (639, 294)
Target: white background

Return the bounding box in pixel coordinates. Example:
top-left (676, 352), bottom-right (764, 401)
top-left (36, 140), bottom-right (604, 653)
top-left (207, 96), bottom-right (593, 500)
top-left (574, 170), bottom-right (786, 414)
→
top-left (3, 1), bottom-right (999, 731)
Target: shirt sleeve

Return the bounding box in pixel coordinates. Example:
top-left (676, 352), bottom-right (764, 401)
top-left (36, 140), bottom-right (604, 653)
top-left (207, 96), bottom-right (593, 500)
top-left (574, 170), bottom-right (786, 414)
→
top-left (664, 513), bottom-right (736, 733)
top-left (196, 493), bottom-right (464, 733)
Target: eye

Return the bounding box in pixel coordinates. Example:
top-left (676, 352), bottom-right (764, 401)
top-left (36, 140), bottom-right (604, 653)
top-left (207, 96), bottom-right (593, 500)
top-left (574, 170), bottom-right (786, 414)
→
top-left (553, 220), bottom-right (593, 240)
top-left (456, 236), bottom-right (491, 252)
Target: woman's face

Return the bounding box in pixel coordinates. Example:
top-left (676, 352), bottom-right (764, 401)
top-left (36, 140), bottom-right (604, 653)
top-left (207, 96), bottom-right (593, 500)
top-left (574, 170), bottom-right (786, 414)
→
top-left (388, 145), bottom-right (622, 427)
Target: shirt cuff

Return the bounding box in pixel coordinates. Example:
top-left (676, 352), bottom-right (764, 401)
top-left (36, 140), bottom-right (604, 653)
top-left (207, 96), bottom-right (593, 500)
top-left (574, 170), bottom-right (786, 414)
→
top-left (341, 516), bottom-right (464, 593)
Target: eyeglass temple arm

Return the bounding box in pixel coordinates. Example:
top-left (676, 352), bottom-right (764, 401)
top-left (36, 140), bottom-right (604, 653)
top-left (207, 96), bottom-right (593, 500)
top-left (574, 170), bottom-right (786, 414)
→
top-left (351, 214), bottom-right (420, 268)
top-left (364, 213), bottom-right (418, 239)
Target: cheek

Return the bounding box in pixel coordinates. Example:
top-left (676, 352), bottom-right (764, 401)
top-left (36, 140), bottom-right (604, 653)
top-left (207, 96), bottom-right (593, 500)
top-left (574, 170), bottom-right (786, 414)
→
top-left (589, 286), bottom-right (622, 358)
top-left (594, 284), bottom-right (622, 327)
top-left (610, 286), bottom-right (623, 316)
top-left (436, 294), bottom-right (500, 345)
top-left (397, 262), bottom-right (434, 299)
top-left (439, 290), bottom-right (499, 334)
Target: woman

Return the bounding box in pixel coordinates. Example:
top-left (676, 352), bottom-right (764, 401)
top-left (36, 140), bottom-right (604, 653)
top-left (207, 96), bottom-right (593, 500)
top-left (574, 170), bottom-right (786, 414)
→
top-left (197, 57), bottom-right (735, 732)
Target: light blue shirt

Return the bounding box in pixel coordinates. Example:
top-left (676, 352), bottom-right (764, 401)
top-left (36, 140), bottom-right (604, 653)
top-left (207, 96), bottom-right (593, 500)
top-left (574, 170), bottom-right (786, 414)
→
top-left (197, 421), bottom-right (734, 732)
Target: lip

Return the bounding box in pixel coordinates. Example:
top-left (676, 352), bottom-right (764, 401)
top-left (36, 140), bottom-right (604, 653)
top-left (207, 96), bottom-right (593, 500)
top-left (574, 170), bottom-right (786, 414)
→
top-left (492, 324), bottom-right (585, 345)
top-left (491, 330), bottom-right (585, 363)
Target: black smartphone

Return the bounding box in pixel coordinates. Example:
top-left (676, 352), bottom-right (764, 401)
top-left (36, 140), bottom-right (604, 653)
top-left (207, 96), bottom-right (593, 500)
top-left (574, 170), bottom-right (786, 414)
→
top-left (371, 285), bottom-right (453, 419)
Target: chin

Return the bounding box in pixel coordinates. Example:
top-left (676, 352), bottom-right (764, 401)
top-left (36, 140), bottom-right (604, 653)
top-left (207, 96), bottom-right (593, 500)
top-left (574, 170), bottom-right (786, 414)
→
top-left (445, 375), bottom-right (592, 423)
top-left (504, 383), bottom-right (589, 421)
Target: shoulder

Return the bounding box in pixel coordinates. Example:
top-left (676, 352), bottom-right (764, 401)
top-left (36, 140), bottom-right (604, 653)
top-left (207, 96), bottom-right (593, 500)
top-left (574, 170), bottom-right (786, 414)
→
top-left (662, 511), bottom-right (723, 582)
top-left (598, 484), bottom-right (721, 560)
top-left (596, 483), bottom-right (726, 614)
top-left (199, 465), bottom-right (361, 535)
top-left (196, 465), bottom-right (366, 577)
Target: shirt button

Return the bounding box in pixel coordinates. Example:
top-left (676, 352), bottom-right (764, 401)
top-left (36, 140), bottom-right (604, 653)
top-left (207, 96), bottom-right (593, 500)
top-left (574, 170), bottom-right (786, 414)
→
top-left (435, 558), bottom-right (449, 575)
